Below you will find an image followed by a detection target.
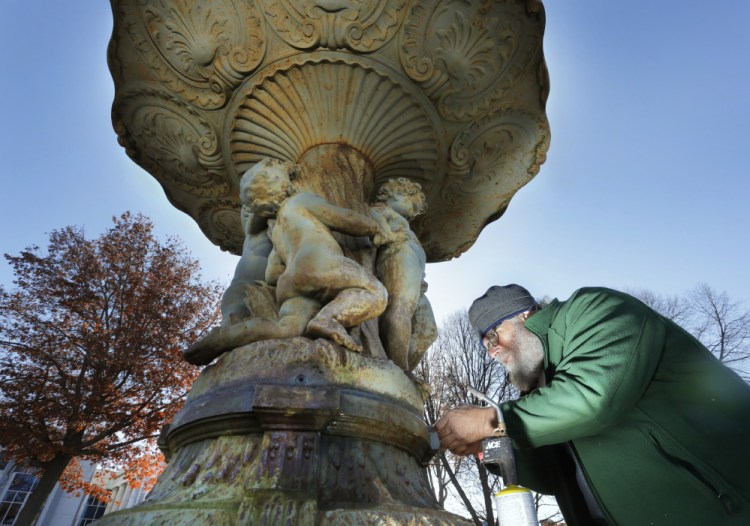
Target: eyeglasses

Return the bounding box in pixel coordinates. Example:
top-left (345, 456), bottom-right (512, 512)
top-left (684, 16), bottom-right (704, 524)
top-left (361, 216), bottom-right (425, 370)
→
top-left (484, 327), bottom-right (500, 350)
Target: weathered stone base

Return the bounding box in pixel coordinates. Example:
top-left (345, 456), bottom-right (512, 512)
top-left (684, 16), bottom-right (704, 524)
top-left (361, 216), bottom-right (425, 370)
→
top-left (98, 503), bottom-right (466, 526)
top-left (97, 338), bottom-right (470, 525)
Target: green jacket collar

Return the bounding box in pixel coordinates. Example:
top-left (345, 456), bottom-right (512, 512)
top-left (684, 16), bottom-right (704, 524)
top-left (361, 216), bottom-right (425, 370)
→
top-left (524, 298), bottom-right (562, 372)
top-left (524, 298), bottom-right (560, 336)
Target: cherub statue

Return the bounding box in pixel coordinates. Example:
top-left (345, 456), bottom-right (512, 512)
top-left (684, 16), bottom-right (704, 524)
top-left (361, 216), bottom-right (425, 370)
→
top-left (370, 178), bottom-right (436, 371)
top-left (185, 158), bottom-right (390, 364)
top-left (253, 159), bottom-right (389, 352)
top-left (407, 279), bottom-right (438, 372)
top-left (218, 206), bottom-right (273, 327)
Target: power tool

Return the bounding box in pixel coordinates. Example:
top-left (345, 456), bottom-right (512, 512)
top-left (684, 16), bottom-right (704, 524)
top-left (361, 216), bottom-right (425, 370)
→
top-left (468, 387), bottom-right (538, 526)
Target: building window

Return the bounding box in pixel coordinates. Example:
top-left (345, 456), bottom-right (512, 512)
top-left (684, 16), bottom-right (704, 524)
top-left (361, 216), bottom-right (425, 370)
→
top-left (77, 495), bottom-right (107, 526)
top-left (0, 470), bottom-right (39, 525)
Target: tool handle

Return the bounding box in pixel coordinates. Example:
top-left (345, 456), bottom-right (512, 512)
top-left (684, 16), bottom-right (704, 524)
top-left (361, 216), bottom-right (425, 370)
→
top-left (468, 387), bottom-right (504, 424)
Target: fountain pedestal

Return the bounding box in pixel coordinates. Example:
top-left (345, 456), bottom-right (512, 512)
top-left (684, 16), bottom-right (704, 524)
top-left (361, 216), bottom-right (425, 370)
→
top-left (101, 339), bottom-right (467, 525)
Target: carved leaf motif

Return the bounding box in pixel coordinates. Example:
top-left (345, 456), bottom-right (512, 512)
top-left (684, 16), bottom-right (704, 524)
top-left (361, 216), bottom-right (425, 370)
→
top-left (400, 0), bottom-right (544, 120)
top-left (259, 0), bottom-right (407, 52)
top-left (411, 206), bottom-right (480, 261)
top-left (413, 105), bottom-right (549, 261)
top-left (444, 107), bottom-right (550, 201)
top-left (114, 84), bottom-right (230, 197)
top-left (197, 200), bottom-right (243, 254)
top-left (433, 11), bottom-right (502, 91)
top-left (116, 0), bottom-right (266, 109)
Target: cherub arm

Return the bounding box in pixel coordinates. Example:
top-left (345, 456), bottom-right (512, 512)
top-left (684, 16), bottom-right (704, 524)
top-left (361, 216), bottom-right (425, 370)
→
top-left (370, 205), bottom-right (412, 246)
top-left (302, 194), bottom-right (384, 240)
top-left (369, 206), bottom-right (400, 246)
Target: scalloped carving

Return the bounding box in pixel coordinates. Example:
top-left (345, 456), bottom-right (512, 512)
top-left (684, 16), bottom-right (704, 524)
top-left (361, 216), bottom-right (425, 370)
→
top-left (259, 0), bottom-right (407, 52)
top-left (227, 55), bottom-right (444, 189)
top-left (115, 0), bottom-right (266, 109)
top-left (400, 0), bottom-right (544, 120)
top-left (114, 84), bottom-right (230, 197)
top-left (197, 199), bottom-right (243, 253)
top-left (108, 0), bottom-right (550, 263)
top-left (442, 107), bottom-right (550, 202)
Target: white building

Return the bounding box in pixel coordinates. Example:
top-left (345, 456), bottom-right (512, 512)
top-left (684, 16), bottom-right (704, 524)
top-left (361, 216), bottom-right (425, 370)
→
top-left (0, 457), bottom-right (148, 526)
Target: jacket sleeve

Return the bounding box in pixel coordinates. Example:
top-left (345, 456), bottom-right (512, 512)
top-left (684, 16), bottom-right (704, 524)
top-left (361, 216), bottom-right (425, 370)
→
top-left (502, 289), bottom-right (667, 448)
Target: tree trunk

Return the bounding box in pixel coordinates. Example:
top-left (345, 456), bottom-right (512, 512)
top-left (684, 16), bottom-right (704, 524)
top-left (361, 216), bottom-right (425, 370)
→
top-left (475, 457), bottom-right (495, 526)
top-left (13, 453), bottom-right (72, 526)
top-left (439, 451), bottom-right (482, 526)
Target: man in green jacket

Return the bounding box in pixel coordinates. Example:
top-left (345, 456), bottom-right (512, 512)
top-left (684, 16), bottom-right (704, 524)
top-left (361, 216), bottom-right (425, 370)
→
top-left (436, 284), bottom-right (750, 525)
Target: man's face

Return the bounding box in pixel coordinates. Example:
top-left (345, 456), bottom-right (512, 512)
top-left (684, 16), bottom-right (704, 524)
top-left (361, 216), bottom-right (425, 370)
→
top-left (483, 314), bottom-right (544, 391)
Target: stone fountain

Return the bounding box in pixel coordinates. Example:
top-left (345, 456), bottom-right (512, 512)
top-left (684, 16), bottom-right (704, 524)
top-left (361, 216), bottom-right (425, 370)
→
top-left (102, 0), bottom-right (550, 524)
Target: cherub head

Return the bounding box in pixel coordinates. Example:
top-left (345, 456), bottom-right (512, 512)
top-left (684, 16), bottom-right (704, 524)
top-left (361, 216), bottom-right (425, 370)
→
top-left (374, 178), bottom-right (426, 220)
top-left (240, 158), bottom-right (296, 218)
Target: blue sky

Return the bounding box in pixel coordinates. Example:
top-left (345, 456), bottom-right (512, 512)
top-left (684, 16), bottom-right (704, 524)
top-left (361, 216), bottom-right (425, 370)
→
top-left (1, 1), bottom-right (748, 325)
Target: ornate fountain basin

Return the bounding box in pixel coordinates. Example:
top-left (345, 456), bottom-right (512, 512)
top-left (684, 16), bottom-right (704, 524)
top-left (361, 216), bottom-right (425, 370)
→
top-left (108, 0), bottom-right (550, 262)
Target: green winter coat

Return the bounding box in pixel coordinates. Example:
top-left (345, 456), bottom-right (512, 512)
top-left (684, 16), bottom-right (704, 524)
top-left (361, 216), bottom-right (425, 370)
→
top-left (501, 287), bottom-right (750, 525)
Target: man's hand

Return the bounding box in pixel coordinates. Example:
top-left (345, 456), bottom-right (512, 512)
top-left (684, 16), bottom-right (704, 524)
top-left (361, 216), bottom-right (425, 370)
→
top-left (435, 405), bottom-right (498, 456)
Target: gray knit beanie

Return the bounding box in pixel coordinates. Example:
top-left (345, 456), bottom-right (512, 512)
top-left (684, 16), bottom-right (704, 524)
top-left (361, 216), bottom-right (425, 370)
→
top-left (468, 284), bottom-right (537, 336)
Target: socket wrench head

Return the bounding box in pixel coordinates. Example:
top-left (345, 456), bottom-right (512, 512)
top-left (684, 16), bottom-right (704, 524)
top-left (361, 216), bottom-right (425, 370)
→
top-left (481, 435), bottom-right (517, 486)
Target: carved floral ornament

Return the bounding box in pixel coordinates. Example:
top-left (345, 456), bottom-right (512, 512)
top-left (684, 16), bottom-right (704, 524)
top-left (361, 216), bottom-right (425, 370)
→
top-left (113, 83), bottom-right (230, 197)
top-left (197, 200), bottom-right (243, 254)
top-left (115, 0), bottom-right (267, 109)
top-left (447, 107), bottom-right (549, 198)
top-left (109, 0), bottom-right (550, 260)
top-left (399, 0), bottom-right (545, 120)
top-left (258, 0), bottom-right (408, 52)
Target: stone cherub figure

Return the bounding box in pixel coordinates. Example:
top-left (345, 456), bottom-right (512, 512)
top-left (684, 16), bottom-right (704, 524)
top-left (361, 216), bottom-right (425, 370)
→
top-left (370, 178), bottom-right (437, 371)
top-left (257, 158), bottom-right (390, 352)
top-left (185, 158), bottom-right (389, 364)
top-left (218, 206), bottom-right (273, 327)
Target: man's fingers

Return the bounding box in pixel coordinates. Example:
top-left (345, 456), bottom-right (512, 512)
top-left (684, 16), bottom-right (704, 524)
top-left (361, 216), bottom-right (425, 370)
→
top-left (434, 412), bottom-right (452, 432)
top-left (435, 405), bottom-right (497, 457)
top-left (439, 428), bottom-right (474, 457)
top-left (439, 429), bottom-right (458, 450)
top-left (436, 410), bottom-right (472, 454)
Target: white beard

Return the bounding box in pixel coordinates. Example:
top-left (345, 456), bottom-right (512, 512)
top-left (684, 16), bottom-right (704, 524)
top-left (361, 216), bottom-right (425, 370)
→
top-left (499, 317), bottom-right (545, 392)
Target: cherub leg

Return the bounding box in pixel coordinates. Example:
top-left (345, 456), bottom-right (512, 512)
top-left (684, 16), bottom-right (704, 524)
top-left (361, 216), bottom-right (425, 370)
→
top-left (406, 295), bottom-right (437, 371)
top-left (185, 318), bottom-right (282, 365)
top-left (185, 297), bottom-right (319, 365)
top-left (277, 297), bottom-right (321, 336)
top-left (306, 282), bottom-right (387, 353)
top-left (220, 282), bottom-right (252, 326)
top-left (380, 300), bottom-right (416, 370)
top-left (378, 265), bottom-right (423, 370)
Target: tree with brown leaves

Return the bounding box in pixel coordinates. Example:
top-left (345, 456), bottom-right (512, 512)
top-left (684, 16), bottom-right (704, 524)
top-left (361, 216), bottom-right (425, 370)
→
top-left (0, 212), bottom-right (221, 526)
